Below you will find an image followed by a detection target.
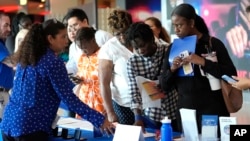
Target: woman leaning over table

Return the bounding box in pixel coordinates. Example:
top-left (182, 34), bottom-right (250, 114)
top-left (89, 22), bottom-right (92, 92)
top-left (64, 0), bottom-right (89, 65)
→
top-left (73, 26), bottom-right (106, 117)
top-left (0, 19), bottom-right (114, 141)
top-left (98, 10), bottom-right (135, 124)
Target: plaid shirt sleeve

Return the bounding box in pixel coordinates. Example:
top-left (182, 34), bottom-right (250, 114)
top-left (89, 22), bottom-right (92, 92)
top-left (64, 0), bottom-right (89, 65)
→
top-left (127, 56), bottom-right (143, 110)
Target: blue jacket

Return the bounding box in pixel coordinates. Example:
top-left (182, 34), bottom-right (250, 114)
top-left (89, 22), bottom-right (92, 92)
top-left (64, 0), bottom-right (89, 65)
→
top-left (0, 39), bottom-right (14, 89)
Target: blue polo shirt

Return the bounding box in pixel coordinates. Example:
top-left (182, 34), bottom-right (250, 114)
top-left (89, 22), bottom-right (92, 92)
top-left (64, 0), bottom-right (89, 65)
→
top-left (0, 39), bottom-right (14, 89)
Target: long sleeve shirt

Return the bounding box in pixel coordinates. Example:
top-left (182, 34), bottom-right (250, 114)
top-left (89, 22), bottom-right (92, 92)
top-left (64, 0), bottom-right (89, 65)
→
top-left (160, 34), bottom-right (237, 132)
top-left (1, 48), bottom-right (104, 137)
top-left (0, 39), bottom-right (14, 89)
top-left (127, 43), bottom-right (178, 122)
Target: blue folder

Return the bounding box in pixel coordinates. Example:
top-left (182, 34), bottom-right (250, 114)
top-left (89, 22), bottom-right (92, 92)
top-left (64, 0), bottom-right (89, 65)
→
top-left (169, 35), bottom-right (197, 76)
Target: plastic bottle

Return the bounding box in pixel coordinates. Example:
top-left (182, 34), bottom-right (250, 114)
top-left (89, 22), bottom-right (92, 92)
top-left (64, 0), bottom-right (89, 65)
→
top-left (161, 116), bottom-right (173, 141)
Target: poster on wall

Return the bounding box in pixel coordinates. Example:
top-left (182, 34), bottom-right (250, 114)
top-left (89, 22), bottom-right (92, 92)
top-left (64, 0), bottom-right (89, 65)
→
top-left (126, 0), bottom-right (161, 22)
top-left (204, 0), bottom-right (249, 79)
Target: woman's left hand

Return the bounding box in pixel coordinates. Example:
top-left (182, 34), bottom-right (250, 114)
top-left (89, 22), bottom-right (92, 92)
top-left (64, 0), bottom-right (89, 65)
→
top-left (182, 53), bottom-right (205, 66)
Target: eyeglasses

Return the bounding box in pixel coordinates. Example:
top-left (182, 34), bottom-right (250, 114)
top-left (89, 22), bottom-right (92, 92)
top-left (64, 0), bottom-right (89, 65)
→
top-left (68, 23), bottom-right (80, 33)
top-left (67, 26), bottom-right (77, 33)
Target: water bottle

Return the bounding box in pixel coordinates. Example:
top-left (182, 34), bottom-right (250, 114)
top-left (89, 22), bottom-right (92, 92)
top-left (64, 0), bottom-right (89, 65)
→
top-left (161, 116), bottom-right (173, 141)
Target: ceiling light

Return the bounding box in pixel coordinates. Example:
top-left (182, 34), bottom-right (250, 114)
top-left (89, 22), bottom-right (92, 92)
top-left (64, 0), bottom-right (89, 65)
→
top-left (20, 0), bottom-right (27, 5)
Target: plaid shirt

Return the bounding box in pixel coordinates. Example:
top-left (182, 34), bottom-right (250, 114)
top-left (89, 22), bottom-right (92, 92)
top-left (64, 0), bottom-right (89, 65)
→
top-left (127, 43), bottom-right (178, 122)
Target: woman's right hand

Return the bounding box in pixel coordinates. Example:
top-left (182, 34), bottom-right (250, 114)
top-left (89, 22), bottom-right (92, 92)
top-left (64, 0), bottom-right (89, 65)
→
top-left (170, 56), bottom-right (183, 72)
top-left (107, 111), bottom-right (119, 123)
top-left (100, 116), bottom-right (116, 135)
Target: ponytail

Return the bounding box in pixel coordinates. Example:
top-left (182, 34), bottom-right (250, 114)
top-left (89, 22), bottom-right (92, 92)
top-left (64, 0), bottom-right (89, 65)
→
top-left (171, 4), bottom-right (209, 35)
top-left (195, 15), bottom-right (209, 35)
top-left (16, 23), bottom-right (47, 67)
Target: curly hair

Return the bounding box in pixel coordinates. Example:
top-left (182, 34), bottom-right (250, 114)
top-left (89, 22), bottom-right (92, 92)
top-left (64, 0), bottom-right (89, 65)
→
top-left (108, 9), bottom-right (133, 32)
top-left (145, 17), bottom-right (171, 43)
top-left (14, 19), bottom-right (66, 67)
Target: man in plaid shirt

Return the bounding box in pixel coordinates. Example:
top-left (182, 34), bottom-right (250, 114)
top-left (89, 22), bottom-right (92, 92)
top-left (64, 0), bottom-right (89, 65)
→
top-left (126, 22), bottom-right (178, 131)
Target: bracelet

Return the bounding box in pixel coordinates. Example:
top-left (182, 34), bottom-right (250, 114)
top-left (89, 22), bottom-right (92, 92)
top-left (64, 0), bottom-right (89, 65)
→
top-left (135, 115), bottom-right (143, 121)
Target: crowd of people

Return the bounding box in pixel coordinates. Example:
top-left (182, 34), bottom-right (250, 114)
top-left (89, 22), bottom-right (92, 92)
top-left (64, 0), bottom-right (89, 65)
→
top-left (0, 2), bottom-right (248, 141)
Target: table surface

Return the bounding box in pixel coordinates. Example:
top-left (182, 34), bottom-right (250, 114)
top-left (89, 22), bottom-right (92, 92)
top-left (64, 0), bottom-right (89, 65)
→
top-left (53, 117), bottom-right (182, 141)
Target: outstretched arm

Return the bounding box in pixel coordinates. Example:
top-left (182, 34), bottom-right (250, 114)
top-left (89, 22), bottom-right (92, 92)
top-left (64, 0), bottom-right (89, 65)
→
top-left (98, 59), bottom-right (118, 123)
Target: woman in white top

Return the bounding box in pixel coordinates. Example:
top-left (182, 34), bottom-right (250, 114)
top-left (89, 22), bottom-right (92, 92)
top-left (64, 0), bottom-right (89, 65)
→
top-left (98, 10), bottom-right (134, 124)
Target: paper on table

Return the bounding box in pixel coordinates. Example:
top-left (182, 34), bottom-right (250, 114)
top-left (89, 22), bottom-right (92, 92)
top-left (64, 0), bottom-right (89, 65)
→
top-left (143, 132), bottom-right (155, 138)
top-left (113, 124), bottom-right (144, 141)
top-left (135, 76), bottom-right (161, 109)
top-left (57, 117), bottom-right (93, 131)
top-left (219, 116), bottom-right (237, 141)
top-left (179, 108), bottom-right (199, 141)
top-left (201, 115), bottom-right (218, 138)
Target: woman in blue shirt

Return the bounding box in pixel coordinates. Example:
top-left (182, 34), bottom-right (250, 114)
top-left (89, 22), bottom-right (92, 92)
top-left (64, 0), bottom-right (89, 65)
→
top-left (0, 19), bottom-right (114, 141)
